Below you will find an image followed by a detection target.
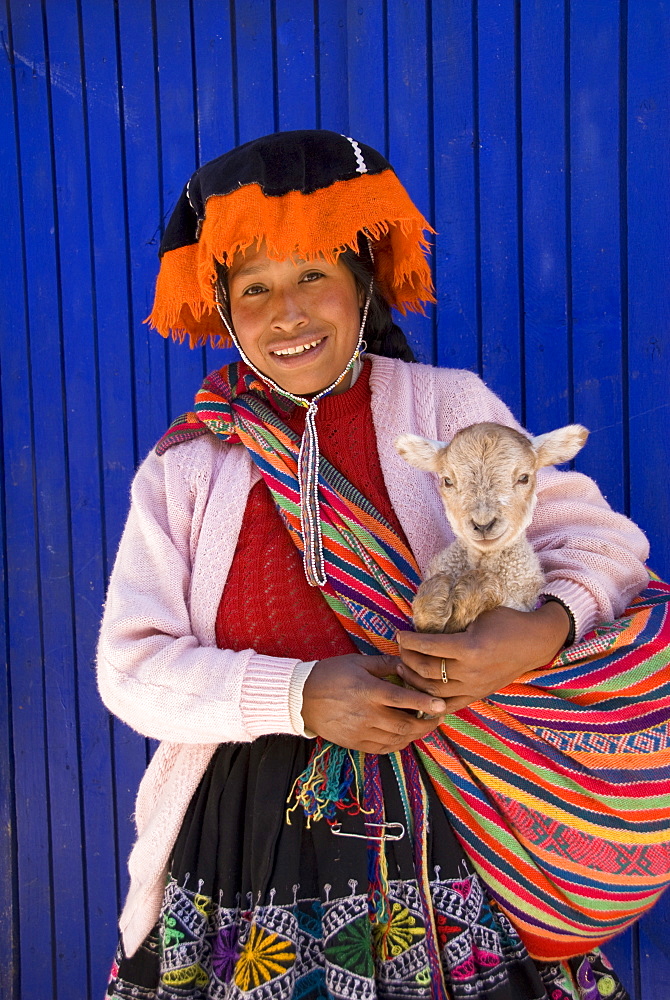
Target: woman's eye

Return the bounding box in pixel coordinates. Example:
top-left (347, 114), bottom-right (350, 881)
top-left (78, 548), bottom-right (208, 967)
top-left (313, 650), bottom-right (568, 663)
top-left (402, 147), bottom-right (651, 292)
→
top-left (242, 284), bottom-right (267, 296)
top-left (301, 270), bottom-right (325, 283)
top-left (442, 477), bottom-right (453, 488)
top-left (516, 474), bottom-right (530, 484)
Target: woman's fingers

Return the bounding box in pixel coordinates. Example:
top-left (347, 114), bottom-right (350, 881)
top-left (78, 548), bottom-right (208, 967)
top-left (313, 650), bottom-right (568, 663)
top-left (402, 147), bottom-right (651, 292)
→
top-left (301, 654), bottom-right (446, 749)
top-left (395, 631), bottom-right (465, 678)
top-left (395, 608), bottom-right (553, 711)
top-left (358, 655), bottom-right (448, 716)
top-left (398, 663), bottom-right (492, 715)
top-left (377, 704), bottom-right (442, 739)
top-left (318, 704), bottom-right (441, 754)
top-left (361, 653), bottom-right (404, 677)
top-left (356, 712), bottom-right (443, 753)
top-left (398, 662), bottom-right (458, 698)
top-left (396, 649), bottom-right (454, 681)
top-left (396, 630), bottom-right (462, 658)
top-left (367, 672), bottom-right (447, 717)
top-left (358, 732), bottom-right (413, 754)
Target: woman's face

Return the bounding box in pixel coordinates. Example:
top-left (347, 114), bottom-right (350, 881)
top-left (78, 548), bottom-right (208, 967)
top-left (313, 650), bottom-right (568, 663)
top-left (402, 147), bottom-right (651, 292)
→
top-left (227, 245), bottom-right (364, 396)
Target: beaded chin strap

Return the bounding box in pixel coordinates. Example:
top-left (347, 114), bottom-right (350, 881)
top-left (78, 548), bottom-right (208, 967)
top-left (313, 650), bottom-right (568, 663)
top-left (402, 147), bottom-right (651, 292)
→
top-left (214, 265), bottom-right (374, 588)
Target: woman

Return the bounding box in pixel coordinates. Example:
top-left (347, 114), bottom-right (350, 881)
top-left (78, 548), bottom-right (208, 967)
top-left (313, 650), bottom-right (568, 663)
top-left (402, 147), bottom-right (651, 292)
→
top-left (100, 130), bottom-right (656, 999)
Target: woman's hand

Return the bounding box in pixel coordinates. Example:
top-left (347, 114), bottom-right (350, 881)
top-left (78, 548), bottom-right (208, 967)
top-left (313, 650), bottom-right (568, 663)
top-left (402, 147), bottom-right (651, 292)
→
top-left (396, 602), bottom-right (571, 715)
top-left (301, 654), bottom-right (448, 753)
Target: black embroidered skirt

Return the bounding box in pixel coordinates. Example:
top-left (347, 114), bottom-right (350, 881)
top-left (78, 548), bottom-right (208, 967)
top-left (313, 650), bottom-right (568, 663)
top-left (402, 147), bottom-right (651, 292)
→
top-left (107, 736), bottom-right (628, 1000)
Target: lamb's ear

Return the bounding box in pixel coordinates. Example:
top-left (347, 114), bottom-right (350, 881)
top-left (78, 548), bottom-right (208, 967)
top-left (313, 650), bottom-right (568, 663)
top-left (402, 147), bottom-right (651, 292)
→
top-left (531, 424), bottom-right (589, 468)
top-left (395, 434), bottom-right (445, 471)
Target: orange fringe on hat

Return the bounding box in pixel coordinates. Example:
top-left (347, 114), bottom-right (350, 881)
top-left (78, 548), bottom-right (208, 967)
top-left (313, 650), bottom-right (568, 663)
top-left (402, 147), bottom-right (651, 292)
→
top-left (146, 170), bottom-right (436, 349)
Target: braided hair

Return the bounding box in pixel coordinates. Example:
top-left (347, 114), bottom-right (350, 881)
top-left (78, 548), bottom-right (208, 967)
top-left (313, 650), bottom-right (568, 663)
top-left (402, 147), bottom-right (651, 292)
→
top-left (339, 237), bottom-right (416, 362)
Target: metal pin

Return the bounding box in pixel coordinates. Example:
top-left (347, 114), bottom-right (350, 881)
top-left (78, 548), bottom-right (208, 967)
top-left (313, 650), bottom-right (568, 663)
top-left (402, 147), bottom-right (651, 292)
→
top-left (331, 820), bottom-right (405, 842)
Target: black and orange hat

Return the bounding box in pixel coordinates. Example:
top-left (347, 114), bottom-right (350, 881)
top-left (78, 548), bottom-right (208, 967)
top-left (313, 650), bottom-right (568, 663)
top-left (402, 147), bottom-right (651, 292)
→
top-left (147, 129), bottom-right (435, 348)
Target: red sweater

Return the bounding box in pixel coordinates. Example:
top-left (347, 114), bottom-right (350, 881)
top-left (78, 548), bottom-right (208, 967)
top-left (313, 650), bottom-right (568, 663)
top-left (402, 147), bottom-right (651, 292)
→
top-left (216, 361), bottom-right (409, 659)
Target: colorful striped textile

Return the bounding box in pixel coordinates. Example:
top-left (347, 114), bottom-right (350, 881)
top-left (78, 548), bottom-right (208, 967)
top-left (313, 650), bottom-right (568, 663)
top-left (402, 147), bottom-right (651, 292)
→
top-left (157, 363), bottom-right (670, 968)
top-left (417, 580), bottom-right (670, 960)
top-left (155, 410), bottom-right (207, 453)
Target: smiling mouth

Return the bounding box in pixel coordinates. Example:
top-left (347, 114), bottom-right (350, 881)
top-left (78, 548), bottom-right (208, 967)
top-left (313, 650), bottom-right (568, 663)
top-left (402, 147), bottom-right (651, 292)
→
top-left (272, 338), bottom-right (324, 357)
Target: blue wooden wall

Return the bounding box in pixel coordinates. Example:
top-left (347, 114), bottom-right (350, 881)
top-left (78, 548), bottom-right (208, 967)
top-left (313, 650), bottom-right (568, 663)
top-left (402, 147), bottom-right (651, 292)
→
top-left (1, 2), bottom-right (668, 997)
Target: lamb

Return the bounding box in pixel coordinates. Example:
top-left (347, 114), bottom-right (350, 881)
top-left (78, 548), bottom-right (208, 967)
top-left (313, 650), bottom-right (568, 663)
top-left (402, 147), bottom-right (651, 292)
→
top-left (395, 421), bottom-right (588, 633)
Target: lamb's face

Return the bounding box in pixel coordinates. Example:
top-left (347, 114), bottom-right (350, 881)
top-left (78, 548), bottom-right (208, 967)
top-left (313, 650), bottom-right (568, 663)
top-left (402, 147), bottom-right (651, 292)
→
top-left (433, 426), bottom-right (538, 552)
top-left (395, 421), bottom-right (588, 555)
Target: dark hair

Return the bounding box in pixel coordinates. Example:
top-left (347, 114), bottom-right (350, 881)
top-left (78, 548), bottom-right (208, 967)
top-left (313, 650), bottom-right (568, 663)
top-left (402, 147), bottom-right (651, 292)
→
top-left (213, 238), bottom-right (416, 363)
top-left (339, 238), bottom-right (416, 362)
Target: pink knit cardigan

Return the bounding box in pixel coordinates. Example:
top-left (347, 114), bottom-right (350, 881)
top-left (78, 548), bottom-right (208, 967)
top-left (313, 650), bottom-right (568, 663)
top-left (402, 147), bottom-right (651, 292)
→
top-left (97, 355), bottom-right (650, 956)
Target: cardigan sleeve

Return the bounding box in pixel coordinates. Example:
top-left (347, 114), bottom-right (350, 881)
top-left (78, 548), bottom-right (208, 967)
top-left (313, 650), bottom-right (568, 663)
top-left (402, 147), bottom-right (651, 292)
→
top-left (433, 368), bottom-right (650, 640)
top-left (96, 445), bottom-right (311, 744)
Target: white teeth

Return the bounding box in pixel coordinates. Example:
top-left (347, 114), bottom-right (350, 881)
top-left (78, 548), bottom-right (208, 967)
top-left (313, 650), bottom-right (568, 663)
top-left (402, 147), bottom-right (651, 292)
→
top-left (273, 339), bottom-right (322, 357)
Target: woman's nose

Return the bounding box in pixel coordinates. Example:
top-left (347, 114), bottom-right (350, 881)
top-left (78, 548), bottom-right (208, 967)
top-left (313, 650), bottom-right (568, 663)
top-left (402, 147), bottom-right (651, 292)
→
top-left (271, 290), bottom-right (309, 330)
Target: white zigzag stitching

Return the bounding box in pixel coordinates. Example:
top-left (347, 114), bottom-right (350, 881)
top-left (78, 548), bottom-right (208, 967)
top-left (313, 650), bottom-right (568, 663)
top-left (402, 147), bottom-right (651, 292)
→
top-left (186, 178), bottom-right (197, 213)
top-left (342, 135), bottom-right (368, 174)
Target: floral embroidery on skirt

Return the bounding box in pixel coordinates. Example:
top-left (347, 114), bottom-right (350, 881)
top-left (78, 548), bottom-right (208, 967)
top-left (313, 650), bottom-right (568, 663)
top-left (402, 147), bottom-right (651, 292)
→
top-left (106, 736), bottom-right (630, 1000)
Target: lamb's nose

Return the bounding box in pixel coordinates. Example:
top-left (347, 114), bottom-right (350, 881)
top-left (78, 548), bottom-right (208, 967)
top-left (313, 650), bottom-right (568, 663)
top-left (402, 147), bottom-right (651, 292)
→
top-left (472, 517), bottom-right (497, 534)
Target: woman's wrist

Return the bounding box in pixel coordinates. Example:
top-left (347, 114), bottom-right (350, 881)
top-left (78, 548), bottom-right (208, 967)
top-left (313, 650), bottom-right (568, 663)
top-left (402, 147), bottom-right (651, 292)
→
top-left (538, 594), bottom-right (576, 647)
top-left (289, 660), bottom-right (317, 736)
top-left (532, 599), bottom-right (573, 663)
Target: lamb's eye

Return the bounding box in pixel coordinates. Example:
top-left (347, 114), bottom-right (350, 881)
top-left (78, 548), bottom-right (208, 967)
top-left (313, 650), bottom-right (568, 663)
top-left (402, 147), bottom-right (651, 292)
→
top-left (442, 476), bottom-right (453, 488)
top-left (516, 473), bottom-right (530, 485)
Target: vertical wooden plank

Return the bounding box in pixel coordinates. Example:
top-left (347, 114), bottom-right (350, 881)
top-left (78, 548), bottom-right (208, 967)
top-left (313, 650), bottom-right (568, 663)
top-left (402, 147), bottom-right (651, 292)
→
top-left (605, 927), bottom-right (639, 1000)
top-left (640, 912), bottom-right (670, 1000)
top-left (431, 0), bottom-right (479, 372)
top-left (191, 0), bottom-right (241, 376)
top-left (45, 0), bottom-right (123, 994)
top-left (234, 0), bottom-right (277, 143)
top-left (154, 0), bottom-right (206, 419)
top-left (0, 474), bottom-right (18, 1000)
top-left (346, 0), bottom-right (386, 154)
top-left (569, 1), bottom-right (625, 511)
top-left (626, 1), bottom-right (670, 585)
top-left (275, 0), bottom-right (317, 130)
top-left (629, 4), bottom-right (670, 991)
top-left (477, 0), bottom-right (524, 422)
top-left (316, 0), bottom-right (348, 132)
top-left (24, 74), bottom-right (88, 974)
top-left (40, 2), bottom-right (120, 996)
top-left (4, 2), bottom-right (63, 995)
top-left (117, 0), bottom-right (170, 463)
top-left (386, 0), bottom-right (433, 363)
top-left (192, 0), bottom-right (237, 165)
top-left (0, 8), bottom-right (23, 995)
top-left (79, 0), bottom-right (147, 939)
top-left (79, 0), bottom-right (135, 580)
top-left (519, 1), bottom-right (570, 432)
top-left (0, 427), bottom-right (18, 999)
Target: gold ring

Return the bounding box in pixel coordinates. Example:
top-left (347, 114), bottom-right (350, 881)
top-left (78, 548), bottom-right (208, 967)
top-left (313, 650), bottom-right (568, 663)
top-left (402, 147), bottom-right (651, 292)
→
top-left (440, 658), bottom-right (448, 684)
